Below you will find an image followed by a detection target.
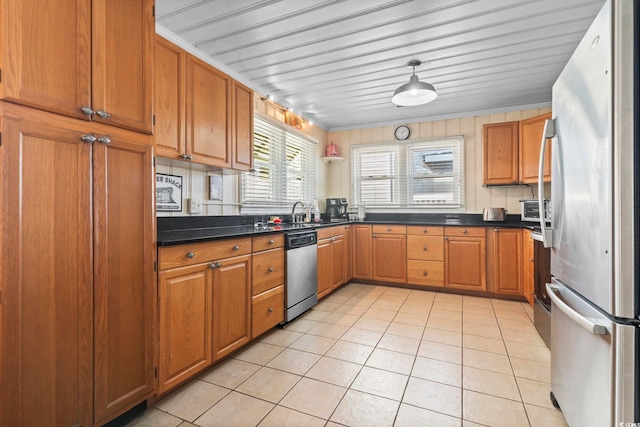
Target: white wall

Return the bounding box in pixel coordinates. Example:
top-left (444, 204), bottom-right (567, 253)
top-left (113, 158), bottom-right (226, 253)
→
top-left (325, 107), bottom-right (552, 214)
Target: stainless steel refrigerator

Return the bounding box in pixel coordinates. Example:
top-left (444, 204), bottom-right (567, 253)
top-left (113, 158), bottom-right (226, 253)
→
top-left (537, 0), bottom-right (639, 425)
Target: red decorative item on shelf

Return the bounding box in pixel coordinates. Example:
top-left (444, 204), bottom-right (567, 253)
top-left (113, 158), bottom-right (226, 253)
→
top-left (325, 142), bottom-right (340, 157)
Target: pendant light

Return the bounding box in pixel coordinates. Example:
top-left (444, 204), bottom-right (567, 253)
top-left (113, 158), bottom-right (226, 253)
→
top-left (391, 60), bottom-right (438, 106)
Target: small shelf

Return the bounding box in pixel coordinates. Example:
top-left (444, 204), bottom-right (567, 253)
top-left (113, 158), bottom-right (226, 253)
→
top-left (321, 156), bottom-right (345, 164)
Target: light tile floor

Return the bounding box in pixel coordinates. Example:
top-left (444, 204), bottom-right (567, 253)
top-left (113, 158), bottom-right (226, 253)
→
top-left (127, 283), bottom-right (567, 427)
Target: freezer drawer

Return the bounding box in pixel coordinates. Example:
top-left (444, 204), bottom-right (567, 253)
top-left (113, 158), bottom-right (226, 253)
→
top-left (548, 279), bottom-right (613, 427)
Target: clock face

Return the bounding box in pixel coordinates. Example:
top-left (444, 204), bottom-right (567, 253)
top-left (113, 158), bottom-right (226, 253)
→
top-left (394, 125), bottom-right (410, 140)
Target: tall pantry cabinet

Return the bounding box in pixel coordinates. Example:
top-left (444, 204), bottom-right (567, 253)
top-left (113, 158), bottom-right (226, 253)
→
top-left (0, 1), bottom-right (156, 426)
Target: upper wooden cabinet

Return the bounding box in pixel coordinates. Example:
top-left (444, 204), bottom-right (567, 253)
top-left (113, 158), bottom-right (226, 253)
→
top-left (519, 113), bottom-right (552, 183)
top-left (483, 113), bottom-right (552, 185)
top-left (154, 36), bottom-right (254, 171)
top-left (483, 121), bottom-right (519, 185)
top-left (0, 0), bottom-right (154, 133)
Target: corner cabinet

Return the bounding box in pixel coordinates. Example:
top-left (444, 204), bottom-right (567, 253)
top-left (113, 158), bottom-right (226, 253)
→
top-left (487, 228), bottom-right (523, 297)
top-left (444, 227), bottom-right (486, 291)
top-left (519, 113), bottom-right (552, 183)
top-left (0, 0), bottom-right (154, 134)
top-left (154, 35), bottom-right (254, 171)
top-left (0, 105), bottom-right (155, 426)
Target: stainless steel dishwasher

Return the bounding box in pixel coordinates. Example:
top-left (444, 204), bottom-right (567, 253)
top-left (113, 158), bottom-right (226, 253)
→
top-left (284, 230), bottom-right (318, 322)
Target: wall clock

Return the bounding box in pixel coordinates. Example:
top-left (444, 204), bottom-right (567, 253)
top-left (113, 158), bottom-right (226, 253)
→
top-left (394, 125), bottom-right (410, 140)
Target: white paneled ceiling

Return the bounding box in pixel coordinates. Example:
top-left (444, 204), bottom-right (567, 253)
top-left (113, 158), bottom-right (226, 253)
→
top-left (156, 0), bottom-right (605, 130)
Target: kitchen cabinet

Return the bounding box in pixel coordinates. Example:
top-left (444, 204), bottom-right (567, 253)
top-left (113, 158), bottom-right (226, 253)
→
top-left (487, 228), bottom-right (523, 297)
top-left (353, 224), bottom-right (373, 280)
top-left (372, 225), bottom-right (407, 284)
top-left (158, 263), bottom-right (213, 394)
top-left (444, 227), bottom-right (486, 291)
top-left (154, 36), bottom-right (254, 171)
top-left (519, 113), bottom-right (552, 183)
top-left (0, 105), bottom-right (155, 426)
top-left (0, 0), bottom-right (154, 134)
top-left (251, 235), bottom-right (285, 338)
top-left (317, 226), bottom-right (348, 298)
top-left (407, 226), bottom-right (444, 287)
top-left (523, 229), bottom-right (535, 306)
top-left (212, 254), bottom-right (252, 361)
top-left (483, 121), bottom-right (519, 185)
top-left (344, 224), bottom-right (353, 282)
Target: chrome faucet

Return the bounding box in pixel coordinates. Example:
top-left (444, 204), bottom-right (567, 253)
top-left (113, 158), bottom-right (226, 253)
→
top-left (291, 200), bottom-right (305, 223)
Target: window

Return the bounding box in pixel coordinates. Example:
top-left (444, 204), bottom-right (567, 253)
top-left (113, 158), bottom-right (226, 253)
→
top-left (352, 137), bottom-right (464, 210)
top-left (242, 114), bottom-right (317, 210)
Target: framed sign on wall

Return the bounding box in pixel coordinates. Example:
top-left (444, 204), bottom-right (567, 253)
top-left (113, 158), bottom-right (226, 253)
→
top-left (156, 173), bottom-right (183, 212)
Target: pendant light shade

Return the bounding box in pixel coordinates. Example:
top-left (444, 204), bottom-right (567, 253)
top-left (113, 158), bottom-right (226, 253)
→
top-left (391, 60), bottom-right (438, 106)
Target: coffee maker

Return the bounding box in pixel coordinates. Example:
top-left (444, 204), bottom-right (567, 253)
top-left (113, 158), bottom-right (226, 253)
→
top-left (325, 198), bottom-right (348, 222)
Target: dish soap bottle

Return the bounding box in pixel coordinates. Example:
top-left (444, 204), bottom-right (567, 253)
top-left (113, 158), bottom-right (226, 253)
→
top-left (313, 199), bottom-right (321, 222)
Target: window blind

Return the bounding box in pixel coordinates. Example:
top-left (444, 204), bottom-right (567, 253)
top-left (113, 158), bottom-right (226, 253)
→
top-left (352, 137), bottom-right (464, 210)
top-left (242, 115), bottom-right (316, 209)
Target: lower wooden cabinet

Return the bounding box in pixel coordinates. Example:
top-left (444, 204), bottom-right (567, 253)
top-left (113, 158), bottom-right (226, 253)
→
top-left (251, 234), bottom-right (285, 338)
top-left (523, 229), bottom-right (535, 306)
top-left (353, 224), bottom-right (372, 279)
top-left (317, 237), bottom-right (333, 299)
top-left (344, 225), bottom-right (353, 282)
top-left (444, 227), bottom-right (486, 291)
top-left (372, 225), bottom-right (407, 284)
top-left (317, 226), bottom-right (348, 299)
top-left (487, 228), bottom-right (523, 296)
top-left (158, 264), bottom-right (213, 394)
top-left (252, 285), bottom-right (285, 338)
top-left (407, 226), bottom-right (444, 287)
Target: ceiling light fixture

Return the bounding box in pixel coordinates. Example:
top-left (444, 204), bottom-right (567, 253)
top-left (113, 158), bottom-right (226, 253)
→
top-left (391, 60), bottom-right (438, 106)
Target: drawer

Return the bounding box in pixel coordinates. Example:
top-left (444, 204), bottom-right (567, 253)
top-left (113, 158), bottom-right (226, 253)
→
top-left (444, 227), bottom-right (486, 238)
top-left (406, 226), bottom-right (444, 236)
top-left (407, 260), bottom-right (444, 287)
top-left (158, 237), bottom-right (252, 270)
top-left (317, 225), bottom-right (347, 240)
top-left (407, 235), bottom-right (444, 261)
top-left (252, 248), bottom-right (285, 295)
top-left (252, 234), bottom-right (284, 252)
top-left (372, 224), bottom-right (407, 235)
top-left (252, 285), bottom-right (284, 338)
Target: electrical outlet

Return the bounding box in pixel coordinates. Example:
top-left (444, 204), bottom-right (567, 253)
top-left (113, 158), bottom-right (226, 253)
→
top-left (189, 198), bottom-right (202, 214)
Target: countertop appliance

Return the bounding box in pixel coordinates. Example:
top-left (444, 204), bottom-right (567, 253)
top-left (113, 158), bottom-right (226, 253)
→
top-left (520, 199), bottom-right (551, 223)
top-left (284, 230), bottom-right (318, 322)
top-left (325, 198), bottom-right (348, 222)
top-left (482, 207), bottom-right (507, 222)
top-left (539, 1), bottom-right (639, 425)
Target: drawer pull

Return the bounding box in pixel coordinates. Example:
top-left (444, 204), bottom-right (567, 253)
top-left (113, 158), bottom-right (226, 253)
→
top-left (462, 229), bottom-right (468, 234)
top-left (423, 246), bottom-right (427, 251)
top-left (268, 267), bottom-right (274, 273)
top-left (186, 252), bottom-right (195, 258)
top-left (444, 237), bottom-right (448, 240)
top-left (423, 271), bottom-right (428, 276)
top-left (423, 229), bottom-right (428, 233)
top-left (331, 237), bottom-right (336, 242)
top-left (530, 258), bottom-right (535, 262)
top-left (209, 262), bottom-right (222, 269)
top-left (268, 239), bottom-right (274, 245)
top-left (233, 245), bottom-right (240, 251)
top-left (387, 227), bottom-right (391, 231)
top-left (268, 307), bottom-right (274, 313)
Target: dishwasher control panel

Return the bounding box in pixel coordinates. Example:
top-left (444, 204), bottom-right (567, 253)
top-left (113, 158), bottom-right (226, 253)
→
top-left (285, 231), bottom-right (317, 249)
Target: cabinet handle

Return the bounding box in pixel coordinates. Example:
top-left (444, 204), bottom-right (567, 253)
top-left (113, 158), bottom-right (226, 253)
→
top-left (81, 134), bottom-right (97, 143)
top-left (187, 154), bottom-right (193, 160)
top-left (530, 258), bottom-right (535, 262)
top-left (268, 267), bottom-right (274, 273)
top-left (345, 225), bottom-right (350, 229)
top-left (268, 307), bottom-right (274, 313)
top-left (423, 271), bottom-right (428, 276)
top-left (97, 135), bottom-right (111, 145)
top-left (180, 153), bottom-right (189, 160)
top-left (372, 234), bottom-right (376, 238)
top-left (331, 237), bottom-right (336, 242)
top-left (494, 228), bottom-right (498, 232)
top-left (268, 239), bottom-right (274, 245)
top-left (233, 245), bottom-right (240, 251)
top-left (96, 109), bottom-right (111, 119)
top-left (423, 246), bottom-right (427, 251)
top-left (186, 252), bottom-right (195, 258)
top-left (81, 106), bottom-right (95, 117)
top-left (423, 229), bottom-right (428, 233)
top-left (444, 237), bottom-right (448, 240)
top-left (209, 262), bottom-right (222, 269)
top-left (386, 227), bottom-right (391, 231)
top-left (462, 230), bottom-right (467, 234)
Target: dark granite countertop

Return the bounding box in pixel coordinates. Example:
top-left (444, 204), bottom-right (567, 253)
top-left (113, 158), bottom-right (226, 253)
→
top-left (157, 214), bottom-right (536, 246)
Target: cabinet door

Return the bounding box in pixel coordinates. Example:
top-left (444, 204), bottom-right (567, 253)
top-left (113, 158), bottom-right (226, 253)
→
top-left (317, 238), bottom-right (333, 299)
top-left (232, 80), bottom-right (254, 171)
top-left (523, 230), bottom-right (535, 306)
top-left (487, 228), bottom-right (523, 296)
top-left (372, 234), bottom-right (407, 284)
top-left (344, 225), bottom-right (353, 282)
top-left (331, 235), bottom-right (346, 289)
top-left (0, 117), bottom-right (93, 427)
top-left (483, 122), bottom-right (519, 185)
top-left (353, 225), bottom-right (372, 279)
top-left (93, 137), bottom-right (155, 423)
top-left (158, 264), bottom-right (212, 394)
top-left (445, 237), bottom-right (486, 291)
top-left (0, 0), bottom-right (92, 120)
top-left (154, 35), bottom-right (186, 159)
top-left (92, 0), bottom-right (154, 133)
top-left (186, 54), bottom-right (232, 168)
top-left (519, 112), bottom-right (552, 184)
top-left (212, 255), bottom-right (251, 361)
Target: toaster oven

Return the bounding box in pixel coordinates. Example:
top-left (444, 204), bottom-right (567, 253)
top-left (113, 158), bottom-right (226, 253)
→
top-left (521, 199), bottom-right (551, 222)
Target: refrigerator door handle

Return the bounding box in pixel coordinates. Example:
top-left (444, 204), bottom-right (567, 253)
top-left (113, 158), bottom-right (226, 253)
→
top-left (546, 283), bottom-right (609, 335)
top-left (538, 118), bottom-right (554, 248)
